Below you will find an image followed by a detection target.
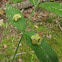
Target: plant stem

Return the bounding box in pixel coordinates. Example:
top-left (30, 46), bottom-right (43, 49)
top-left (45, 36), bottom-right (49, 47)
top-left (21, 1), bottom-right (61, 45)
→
top-left (12, 35), bottom-right (23, 62)
top-left (25, 0), bottom-right (40, 30)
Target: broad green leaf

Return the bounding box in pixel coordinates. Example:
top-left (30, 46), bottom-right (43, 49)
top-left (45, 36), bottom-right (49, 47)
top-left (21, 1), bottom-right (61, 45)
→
top-left (24, 31), bottom-right (59, 62)
top-left (29, 0), bottom-right (38, 5)
top-left (39, 2), bottom-right (62, 17)
top-left (10, 0), bottom-right (23, 3)
top-left (6, 3), bottom-right (26, 31)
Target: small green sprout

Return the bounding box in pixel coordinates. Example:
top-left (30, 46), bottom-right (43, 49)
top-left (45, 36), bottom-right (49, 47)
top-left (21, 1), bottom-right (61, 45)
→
top-left (31, 34), bottom-right (42, 45)
top-left (12, 14), bottom-right (21, 21)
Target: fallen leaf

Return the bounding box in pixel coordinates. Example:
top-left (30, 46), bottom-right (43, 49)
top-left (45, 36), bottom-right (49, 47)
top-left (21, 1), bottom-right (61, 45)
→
top-left (42, 16), bottom-right (48, 21)
top-left (0, 19), bottom-right (4, 26)
top-left (19, 43), bottom-right (22, 46)
top-left (3, 44), bottom-right (7, 48)
top-left (0, 10), bottom-right (4, 15)
top-left (23, 14), bottom-right (30, 19)
top-left (46, 34), bottom-right (52, 39)
top-left (18, 58), bottom-right (22, 62)
top-left (27, 8), bottom-right (33, 13)
top-left (34, 25), bottom-right (38, 28)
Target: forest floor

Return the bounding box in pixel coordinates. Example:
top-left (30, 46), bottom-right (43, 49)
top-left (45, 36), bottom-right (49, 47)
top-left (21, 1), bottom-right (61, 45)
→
top-left (0, 0), bottom-right (62, 62)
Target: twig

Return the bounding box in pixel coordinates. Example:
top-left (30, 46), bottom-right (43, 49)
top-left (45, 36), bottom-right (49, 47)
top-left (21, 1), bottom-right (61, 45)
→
top-left (14, 51), bottom-right (34, 56)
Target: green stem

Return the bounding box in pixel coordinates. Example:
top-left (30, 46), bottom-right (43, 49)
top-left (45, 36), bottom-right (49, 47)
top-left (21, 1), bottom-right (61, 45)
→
top-left (25, 0), bottom-right (40, 30)
top-left (12, 35), bottom-right (23, 62)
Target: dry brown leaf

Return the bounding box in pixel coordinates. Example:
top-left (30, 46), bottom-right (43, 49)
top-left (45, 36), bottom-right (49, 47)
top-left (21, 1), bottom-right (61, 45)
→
top-left (46, 34), bottom-right (52, 39)
top-left (34, 25), bottom-right (38, 28)
top-left (18, 58), bottom-right (22, 62)
top-left (27, 8), bottom-right (32, 13)
top-left (3, 44), bottom-right (7, 48)
top-left (0, 10), bottom-right (4, 15)
top-left (42, 16), bottom-right (48, 21)
top-left (23, 14), bottom-right (30, 19)
top-left (0, 19), bottom-right (3, 26)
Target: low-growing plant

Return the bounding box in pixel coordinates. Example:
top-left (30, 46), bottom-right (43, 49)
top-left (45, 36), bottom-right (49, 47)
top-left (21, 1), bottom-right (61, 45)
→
top-left (6, 0), bottom-right (62, 62)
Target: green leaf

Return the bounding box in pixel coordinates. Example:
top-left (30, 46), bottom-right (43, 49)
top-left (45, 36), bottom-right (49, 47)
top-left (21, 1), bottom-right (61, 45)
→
top-left (24, 31), bottom-right (59, 62)
top-left (29, 0), bottom-right (38, 5)
top-left (39, 2), bottom-right (62, 17)
top-left (10, 0), bottom-right (23, 3)
top-left (6, 3), bottom-right (26, 31)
